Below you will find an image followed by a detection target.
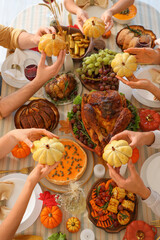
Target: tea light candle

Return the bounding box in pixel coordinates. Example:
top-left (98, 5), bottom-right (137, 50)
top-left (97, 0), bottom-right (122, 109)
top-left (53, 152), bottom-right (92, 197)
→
top-left (94, 164), bottom-right (105, 178)
top-left (80, 229), bottom-right (95, 240)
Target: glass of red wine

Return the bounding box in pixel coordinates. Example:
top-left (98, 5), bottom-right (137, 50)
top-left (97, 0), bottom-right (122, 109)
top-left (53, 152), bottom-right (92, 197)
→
top-left (24, 58), bottom-right (38, 81)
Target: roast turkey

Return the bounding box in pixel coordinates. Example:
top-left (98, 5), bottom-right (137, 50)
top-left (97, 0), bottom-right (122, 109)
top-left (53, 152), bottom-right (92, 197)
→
top-left (45, 73), bottom-right (77, 100)
top-left (81, 91), bottom-right (132, 156)
top-left (117, 28), bottom-right (138, 50)
top-left (116, 25), bottom-right (156, 50)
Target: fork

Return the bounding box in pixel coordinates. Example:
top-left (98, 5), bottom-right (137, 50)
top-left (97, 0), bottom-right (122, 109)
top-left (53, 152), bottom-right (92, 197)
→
top-left (0, 166), bottom-right (34, 174)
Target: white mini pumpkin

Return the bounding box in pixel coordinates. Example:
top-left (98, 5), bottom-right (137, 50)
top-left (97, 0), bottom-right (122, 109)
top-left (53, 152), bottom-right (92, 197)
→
top-left (31, 137), bottom-right (64, 165)
top-left (103, 140), bottom-right (132, 167)
top-left (111, 52), bottom-right (137, 77)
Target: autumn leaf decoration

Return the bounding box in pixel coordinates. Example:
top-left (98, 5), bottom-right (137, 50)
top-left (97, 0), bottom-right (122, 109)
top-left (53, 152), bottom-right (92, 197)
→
top-left (39, 191), bottom-right (60, 207)
top-left (59, 119), bottom-right (71, 134)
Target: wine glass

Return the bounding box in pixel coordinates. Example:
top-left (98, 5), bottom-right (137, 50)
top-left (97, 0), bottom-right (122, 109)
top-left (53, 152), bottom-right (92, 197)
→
top-left (136, 34), bottom-right (152, 48)
top-left (24, 58), bottom-right (38, 81)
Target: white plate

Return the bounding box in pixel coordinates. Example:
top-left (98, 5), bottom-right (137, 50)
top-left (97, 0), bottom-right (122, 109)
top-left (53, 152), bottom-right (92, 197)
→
top-left (43, 73), bottom-right (83, 105)
top-left (0, 173), bottom-right (42, 233)
top-left (140, 152), bottom-right (160, 189)
top-left (133, 65), bottom-right (160, 108)
top-left (146, 155), bottom-right (160, 194)
top-left (2, 177), bottom-right (36, 224)
top-left (1, 50), bottom-right (44, 88)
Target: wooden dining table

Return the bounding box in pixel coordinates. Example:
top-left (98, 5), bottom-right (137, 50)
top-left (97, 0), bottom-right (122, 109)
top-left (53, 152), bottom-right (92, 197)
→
top-left (0, 0), bottom-right (160, 239)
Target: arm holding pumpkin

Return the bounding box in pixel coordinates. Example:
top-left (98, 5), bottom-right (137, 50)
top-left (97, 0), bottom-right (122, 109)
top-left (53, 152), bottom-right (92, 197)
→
top-left (0, 163), bottom-right (58, 240)
top-left (0, 25), bottom-right (55, 50)
top-left (0, 128), bottom-right (58, 159)
top-left (0, 50), bottom-right (65, 118)
top-left (108, 159), bottom-right (160, 217)
top-left (64, 0), bottom-right (88, 32)
top-left (124, 48), bottom-right (160, 65)
top-left (116, 75), bottom-right (160, 101)
top-left (18, 26), bottom-right (56, 49)
top-left (101, 0), bottom-right (134, 31)
top-left (111, 130), bottom-right (155, 148)
top-left (108, 159), bottom-right (151, 199)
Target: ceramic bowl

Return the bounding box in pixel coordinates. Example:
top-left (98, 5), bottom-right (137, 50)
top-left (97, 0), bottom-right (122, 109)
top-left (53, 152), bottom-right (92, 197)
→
top-left (112, 5), bottom-right (137, 25)
top-left (112, 15), bottom-right (136, 25)
top-left (54, 25), bottom-right (105, 61)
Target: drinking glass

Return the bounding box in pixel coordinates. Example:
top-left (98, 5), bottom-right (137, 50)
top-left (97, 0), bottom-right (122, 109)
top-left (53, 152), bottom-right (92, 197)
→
top-left (136, 34), bottom-right (152, 48)
top-left (60, 188), bottom-right (86, 215)
top-left (24, 58), bottom-right (38, 81)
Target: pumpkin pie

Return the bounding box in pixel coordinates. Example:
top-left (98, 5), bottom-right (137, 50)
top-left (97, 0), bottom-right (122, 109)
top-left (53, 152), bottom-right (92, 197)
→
top-left (46, 139), bottom-right (87, 185)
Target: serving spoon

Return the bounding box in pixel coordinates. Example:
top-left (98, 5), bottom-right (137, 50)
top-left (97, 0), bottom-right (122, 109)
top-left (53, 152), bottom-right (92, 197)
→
top-left (0, 166), bottom-right (34, 175)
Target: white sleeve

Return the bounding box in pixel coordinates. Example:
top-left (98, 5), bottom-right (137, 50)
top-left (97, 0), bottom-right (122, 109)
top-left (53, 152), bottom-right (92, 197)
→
top-left (150, 130), bottom-right (160, 149)
top-left (142, 189), bottom-right (160, 217)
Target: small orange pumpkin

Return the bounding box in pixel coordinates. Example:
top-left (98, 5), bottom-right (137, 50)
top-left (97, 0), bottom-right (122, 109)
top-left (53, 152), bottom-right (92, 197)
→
top-left (66, 217), bottom-right (81, 233)
top-left (11, 141), bottom-right (31, 158)
top-left (102, 30), bottom-right (111, 39)
top-left (40, 206), bottom-right (62, 229)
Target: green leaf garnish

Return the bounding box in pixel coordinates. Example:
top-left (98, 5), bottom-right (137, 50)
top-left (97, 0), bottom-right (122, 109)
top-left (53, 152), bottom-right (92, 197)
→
top-left (127, 25), bottom-right (142, 36)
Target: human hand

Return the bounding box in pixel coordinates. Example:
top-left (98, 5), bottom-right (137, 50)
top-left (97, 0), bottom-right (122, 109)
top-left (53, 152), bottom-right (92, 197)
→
top-left (10, 128), bottom-right (59, 148)
top-left (116, 74), bottom-right (152, 91)
top-left (27, 163), bottom-right (59, 185)
top-left (76, 8), bottom-right (88, 32)
top-left (107, 159), bottom-right (151, 199)
top-left (35, 50), bottom-right (65, 85)
top-left (124, 47), bottom-right (160, 65)
top-left (155, 38), bottom-right (160, 48)
top-left (101, 9), bottom-right (114, 32)
top-left (111, 130), bottom-right (155, 148)
top-left (32, 26), bottom-right (56, 45)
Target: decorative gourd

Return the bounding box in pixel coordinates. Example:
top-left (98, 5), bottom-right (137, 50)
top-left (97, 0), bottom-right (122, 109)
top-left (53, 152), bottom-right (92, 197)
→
top-left (103, 140), bottom-right (132, 167)
top-left (40, 206), bottom-right (62, 229)
top-left (11, 141), bottom-right (31, 158)
top-left (31, 137), bottom-right (64, 165)
top-left (38, 34), bottom-right (66, 57)
top-left (111, 52), bottom-right (137, 77)
top-left (66, 217), bottom-right (81, 233)
top-left (123, 220), bottom-right (157, 240)
top-left (83, 17), bottom-right (105, 38)
top-left (102, 30), bottom-right (111, 39)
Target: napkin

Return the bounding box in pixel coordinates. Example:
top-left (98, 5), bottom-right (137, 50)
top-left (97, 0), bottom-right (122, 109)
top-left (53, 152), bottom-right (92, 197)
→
top-left (4, 48), bottom-right (28, 82)
top-left (0, 181), bottom-right (14, 220)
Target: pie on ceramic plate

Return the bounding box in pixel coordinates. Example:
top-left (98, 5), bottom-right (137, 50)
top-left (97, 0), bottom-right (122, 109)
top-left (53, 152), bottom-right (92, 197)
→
top-left (46, 139), bottom-right (87, 185)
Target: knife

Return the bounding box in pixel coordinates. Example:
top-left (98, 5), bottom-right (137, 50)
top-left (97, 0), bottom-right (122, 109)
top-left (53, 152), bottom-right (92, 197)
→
top-left (13, 235), bottom-right (42, 240)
